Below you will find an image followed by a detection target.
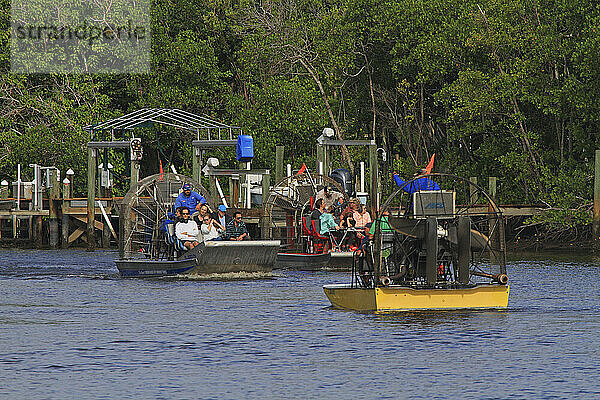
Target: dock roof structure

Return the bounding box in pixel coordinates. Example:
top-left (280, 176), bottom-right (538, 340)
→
top-left (85, 108), bottom-right (242, 141)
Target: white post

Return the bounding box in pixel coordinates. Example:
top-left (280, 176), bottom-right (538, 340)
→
top-left (17, 164), bottom-right (21, 210)
top-left (319, 161), bottom-right (324, 185)
top-left (246, 162), bottom-right (251, 209)
top-left (215, 177), bottom-right (228, 208)
top-left (29, 164), bottom-right (39, 210)
top-left (286, 164), bottom-right (292, 177)
top-left (360, 162), bottom-right (365, 192)
top-left (97, 200), bottom-right (117, 239)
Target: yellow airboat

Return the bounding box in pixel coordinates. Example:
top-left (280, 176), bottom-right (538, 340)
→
top-left (323, 173), bottom-right (509, 311)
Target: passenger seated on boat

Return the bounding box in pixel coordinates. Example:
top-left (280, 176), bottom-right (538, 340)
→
top-left (195, 204), bottom-right (210, 223)
top-left (320, 207), bottom-right (343, 246)
top-left (311, 198), bottom-right (325, 222)
top-left (353, 202), bottom-right (372, 229)
top-left (225, 211), bottom-right (249, 241)
top-left (200, 214), bottom-right (224, 241)
top-left (369, 210), bottom-right (394, 235)
top-left (175, 207), bottom-right (200, 249)
top-left (332, 196), bottom-right (347, 221)
top-left (211, 204), bottom-right (232, 228)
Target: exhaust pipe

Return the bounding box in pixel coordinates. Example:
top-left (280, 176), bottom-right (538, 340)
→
top-left (380, 276), bottom-right (391, 286)
top-left (471, 271), bottom-right (508, 285)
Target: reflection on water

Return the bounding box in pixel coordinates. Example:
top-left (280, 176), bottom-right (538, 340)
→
top-left (0, 249), bottom-right (599, 399)
top-left (372, 308), bottom-right (510, 327)
top-left (509, 249), bottom-right (600, 263)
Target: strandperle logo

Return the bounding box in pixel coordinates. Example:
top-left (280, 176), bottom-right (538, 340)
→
top-left (10, 0), bottom-right (150, 73)
top-left (11, 20), bottom-right (146, 46)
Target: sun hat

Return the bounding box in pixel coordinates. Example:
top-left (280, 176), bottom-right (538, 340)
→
top-left (218, 204), bottom-right (227, 212)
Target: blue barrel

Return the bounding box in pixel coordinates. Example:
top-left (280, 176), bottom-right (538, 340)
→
top-left (237, 135), bottom-right (254, 162)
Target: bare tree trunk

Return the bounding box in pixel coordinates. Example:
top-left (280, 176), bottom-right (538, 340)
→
top-left (298, 58), bottom-right (354, 172)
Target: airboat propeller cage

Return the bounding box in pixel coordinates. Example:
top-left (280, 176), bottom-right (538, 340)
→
top-left (118, 173), bottom-right (212, 260)
top-left (373, 173), bottom-right (507, 287)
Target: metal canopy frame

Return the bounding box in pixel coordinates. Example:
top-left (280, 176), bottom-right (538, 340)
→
top-left (85, 108), bottom-right (242, 141)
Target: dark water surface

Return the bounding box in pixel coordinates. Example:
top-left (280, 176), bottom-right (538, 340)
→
top-left (1, 249), bottom-right (599, 399)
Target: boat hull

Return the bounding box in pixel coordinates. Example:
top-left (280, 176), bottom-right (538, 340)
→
top-left (323, 284), bottom-right (509, 311)
top-left (275, 252), bottom-right (331, 270)
top-left (327, 251), bottom-right (354, 270)
top-left (116, 240), bottom-right (280, 277)
top-left (116, 259), bottom-right (197, 277)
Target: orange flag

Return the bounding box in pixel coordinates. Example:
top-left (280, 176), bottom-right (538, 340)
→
top-left (424, 154), bottom-right (435, 174)
top-left (296, 163), bottom-right (307, 175)
top-left (159, 160), bottom-right (164, 181)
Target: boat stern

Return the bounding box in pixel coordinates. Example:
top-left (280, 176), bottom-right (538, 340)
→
top-left (324, 284), bottom-right (509, 311)
top-left (323, 284), bottom-right (377, 311)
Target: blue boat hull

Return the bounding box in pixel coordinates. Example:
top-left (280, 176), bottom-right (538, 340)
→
top-left (116, 259), bottom-right (197, 277)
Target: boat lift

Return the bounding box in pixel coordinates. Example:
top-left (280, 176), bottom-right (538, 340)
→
top-left (84, 108), bottom-right (245, 251)
top-left (315, 128), bottom-right (381, 211)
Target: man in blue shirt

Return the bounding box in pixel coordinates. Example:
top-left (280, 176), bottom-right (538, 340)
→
top-left (174, 183), bottom-right (206, 213)
top-left (393, 169), bottom-right (440, 194)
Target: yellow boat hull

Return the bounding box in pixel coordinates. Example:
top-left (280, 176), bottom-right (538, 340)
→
top-left (323, 284), bottom-right (509, 311)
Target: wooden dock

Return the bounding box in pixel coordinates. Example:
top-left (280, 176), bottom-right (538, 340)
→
top-left (0, 195), bottom-right (546, 249)
top-left (0, 197), bottom-right (120, 248)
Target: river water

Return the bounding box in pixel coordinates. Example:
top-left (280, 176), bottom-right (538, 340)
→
top-left (1, 249), bottom-right (599, 399)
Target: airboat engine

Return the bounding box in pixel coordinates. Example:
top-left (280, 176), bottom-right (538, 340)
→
top-left (329, 169), bottom-right (354, 197)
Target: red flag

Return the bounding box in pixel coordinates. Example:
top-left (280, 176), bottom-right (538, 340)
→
top-left (159, 160), bottom-right (164, 181)
top-left (424, 154), bottom-right (435, 174)
top-left (296, 163), bottom-right (307, 175)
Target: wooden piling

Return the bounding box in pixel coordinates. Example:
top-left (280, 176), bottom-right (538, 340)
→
top-left (192, 147), bottom-right (201, 184)
top-left (594, 150), bottom-right (600, 246)
top-left (48, 170), bottom-right (59, 249)
top-left (87, 147), bottom-right (97, 251)
top-left (275, 146), bottom-right (284, 184)
top-left (208, 175), bottom-right (217, 206)
top-left (488, 176), bottom-right (500, 264)
top-left (61, 179), bottom-right (70, 248)
top-left (130, 160), bottom-right (139, 188)
top-left (102, 214), bottom-right (111, 248)
top-left (261, 172), bottom-right (270, 239)
top-left (33, 215), bottom-right (42, 248)
top-left (369, 145), bottom-right (379, 211)
top-left (228, 177), bottom-right (234, 207)
top-left (488, 177), bottom-right (497, 200)
top-left (469, 177), bottom-right (478, 204)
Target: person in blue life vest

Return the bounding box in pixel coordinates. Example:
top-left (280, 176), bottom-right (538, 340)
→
top-left (174, 183), bottom-right (206, 213)
top-left (393, 168), bottom-right (440, 194)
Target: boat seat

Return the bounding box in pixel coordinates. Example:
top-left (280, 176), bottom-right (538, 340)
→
top-left (302, 217), bottom-right (312, 236)
top-left (311, 219), bottom-right (331, 252)
top-left (162, 219), bottom-right (188, 258)
top-left (300, 216), bottom-right (313, 252)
